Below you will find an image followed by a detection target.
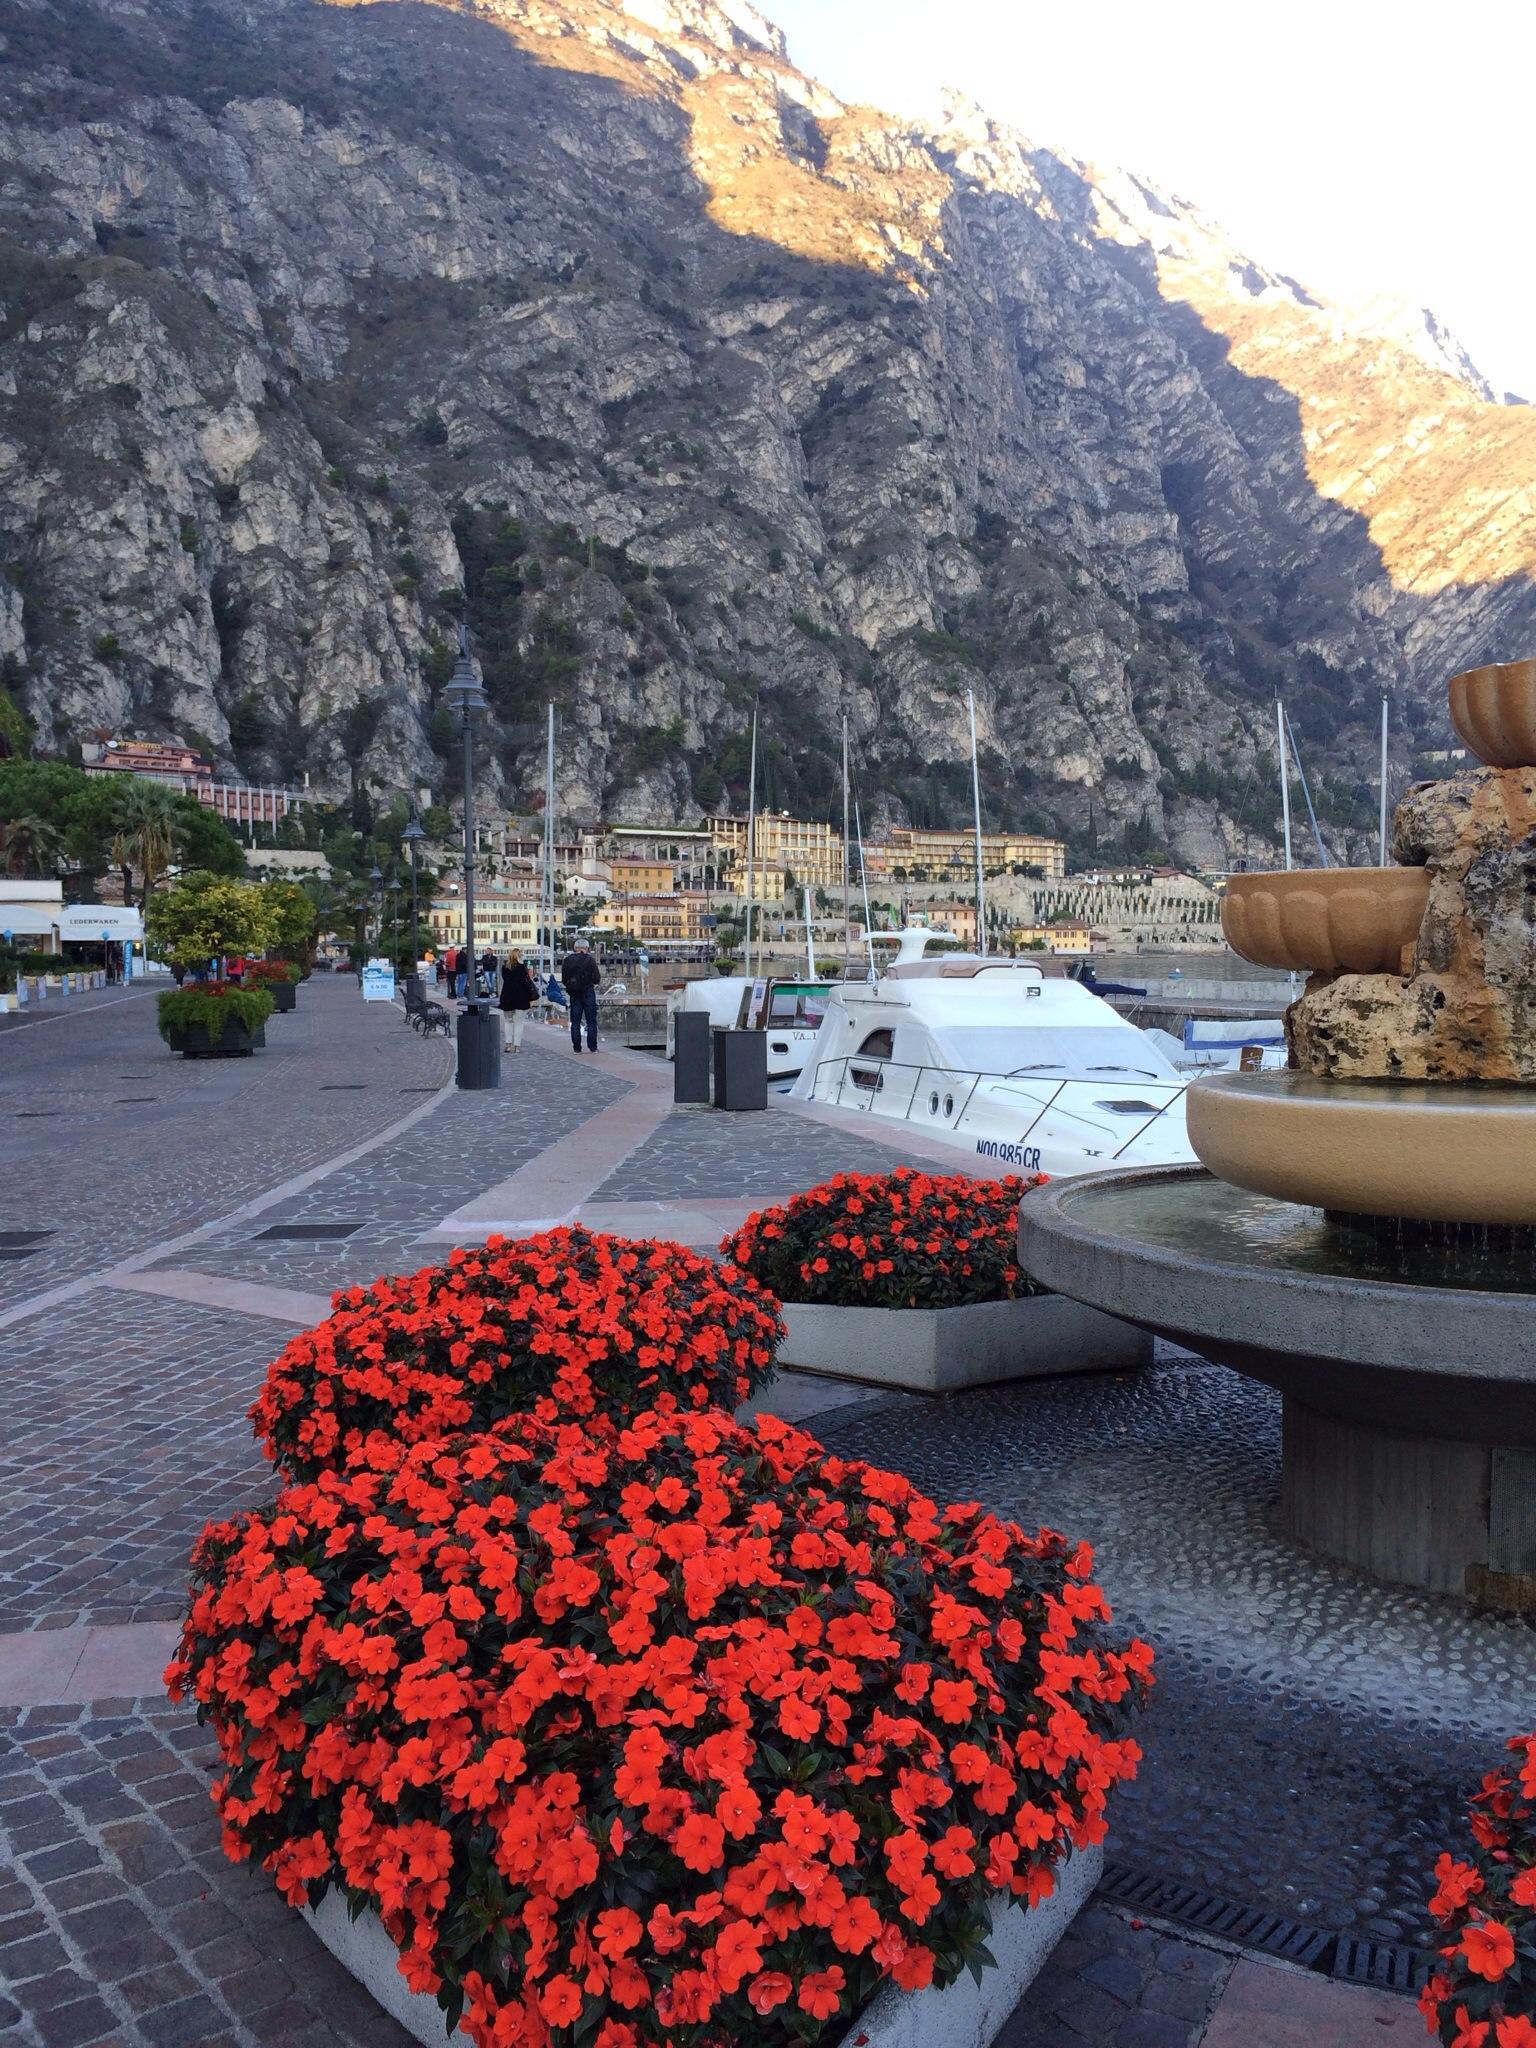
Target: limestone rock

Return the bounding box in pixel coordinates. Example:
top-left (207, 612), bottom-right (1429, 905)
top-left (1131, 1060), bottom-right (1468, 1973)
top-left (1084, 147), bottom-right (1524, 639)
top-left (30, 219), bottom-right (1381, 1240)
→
top-left (0, 0), bottom-right (1533, 847)
top-left (1288, 768), bottom-right (1536, 1082)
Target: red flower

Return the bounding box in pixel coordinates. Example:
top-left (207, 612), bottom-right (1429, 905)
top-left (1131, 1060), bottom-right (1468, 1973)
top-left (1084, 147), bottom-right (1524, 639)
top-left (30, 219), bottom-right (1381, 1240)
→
top-left (723, 1168), bottom-right (1046, 1312)
top-left (170, 1407), bottom-right (1149, 2048)
top-left (1461, 1921), bottom-right (1516, 1982)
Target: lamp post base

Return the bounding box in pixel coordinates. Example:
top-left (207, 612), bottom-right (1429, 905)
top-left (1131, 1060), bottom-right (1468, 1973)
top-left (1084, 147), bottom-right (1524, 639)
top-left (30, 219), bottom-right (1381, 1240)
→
top-left (456, 1007), bottom-right (502, 1090)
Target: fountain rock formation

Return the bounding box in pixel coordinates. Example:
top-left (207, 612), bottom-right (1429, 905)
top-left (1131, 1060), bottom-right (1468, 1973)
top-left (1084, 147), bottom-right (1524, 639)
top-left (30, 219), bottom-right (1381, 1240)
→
top-left (1287, 764), bottom-right (1536, 1082)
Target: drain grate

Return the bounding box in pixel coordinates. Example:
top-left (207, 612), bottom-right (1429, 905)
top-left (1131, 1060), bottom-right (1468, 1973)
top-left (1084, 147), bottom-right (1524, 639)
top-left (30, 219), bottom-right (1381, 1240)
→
top-left (1097, 1865), bottom-right (1432, 1993)
top-left (1099, 1864), bottom-right (1331, 1970)
top-left (253, 1222), bottom-right (364, 1242)
top-left (114, 1096), bottom-right (156, 1104)
top-left (0, 1230), bottom-right (53, 1248)
top-left (1333, 1934), bottom-right (1433, 1994)
top-left (400, 1087), bottom-right (439, 1093)
top-left (319, 1083), bottom-right (368, 1091)
top-left (0, 1247), bottom-right (42, 1260)
top-left (15, 1110), bottom-right (63, 1118)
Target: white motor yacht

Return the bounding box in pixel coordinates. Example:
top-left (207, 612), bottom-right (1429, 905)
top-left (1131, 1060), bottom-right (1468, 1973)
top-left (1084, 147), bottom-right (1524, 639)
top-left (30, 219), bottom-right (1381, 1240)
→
top-left (789, 953), bottom-right (1197, 1176)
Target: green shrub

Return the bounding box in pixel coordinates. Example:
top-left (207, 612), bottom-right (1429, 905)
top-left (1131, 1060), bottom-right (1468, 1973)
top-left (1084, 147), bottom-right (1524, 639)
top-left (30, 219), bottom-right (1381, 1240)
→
top-left (157, 984), bottom-right (274, 1040)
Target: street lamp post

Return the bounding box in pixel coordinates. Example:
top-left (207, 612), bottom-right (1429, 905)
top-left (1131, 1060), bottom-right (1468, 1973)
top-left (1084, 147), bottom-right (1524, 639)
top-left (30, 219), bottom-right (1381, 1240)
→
top-left (443, 625), bottom-right (500, 1090)
top-left (402, 815), bottom-right (425, 1000)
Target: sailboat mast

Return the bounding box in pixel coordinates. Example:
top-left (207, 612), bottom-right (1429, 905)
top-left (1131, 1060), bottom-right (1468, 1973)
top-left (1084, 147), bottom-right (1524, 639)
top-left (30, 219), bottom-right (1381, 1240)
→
top-left (1276, 698), bottom-right (1294, 872)
top-left (968, 688), bottom-right (986, 955)
top-left (543, 703), bottom-right (556, 981)
top-left (803, 884), bottom-right (815, 980)
top-left (854, 794), bottom-right (873, 971)
top-left (840, 710), bottom-right (851, 978)
top-left (744, 703), bottom-right (758, 983)
top-left (1379, 695), bottom-right (1389, 864)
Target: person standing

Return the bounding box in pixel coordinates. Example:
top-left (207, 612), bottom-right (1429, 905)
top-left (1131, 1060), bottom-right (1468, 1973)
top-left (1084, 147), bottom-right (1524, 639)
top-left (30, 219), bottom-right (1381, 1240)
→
top-left (498, 950), bottom-right (536, 1052)
top-left (560, 937), bottom-right (601, 1053)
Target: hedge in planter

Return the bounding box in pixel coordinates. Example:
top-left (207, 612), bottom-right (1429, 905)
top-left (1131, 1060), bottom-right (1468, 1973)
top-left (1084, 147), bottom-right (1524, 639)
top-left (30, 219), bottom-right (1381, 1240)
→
top-left (157, 981), bottom-right (275, 1046)
top-left (250, 1226), bottom-right (783, 1482)
top-left (1421, 1731), bottom-right (1536, 2045)
top-left (723, 1168), bottom-right (1046, 1310)
top-left (169, 1405), bottom-right (1152, 2048)
top-left (246, 959), bottom-right (302, 987)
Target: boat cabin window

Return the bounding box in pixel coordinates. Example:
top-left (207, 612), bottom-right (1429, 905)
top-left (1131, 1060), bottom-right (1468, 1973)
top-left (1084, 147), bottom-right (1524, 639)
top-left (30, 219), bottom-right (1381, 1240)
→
top-left (849, 1027), bottom-right (894, 1090)
top-left (766, 984), bottom-right (829, 1028)
top-left (923, 937), bottom-right (964, 958)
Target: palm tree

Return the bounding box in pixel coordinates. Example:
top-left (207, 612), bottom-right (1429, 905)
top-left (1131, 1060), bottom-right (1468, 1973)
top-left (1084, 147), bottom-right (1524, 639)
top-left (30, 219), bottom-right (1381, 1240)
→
top-left (0, 813), bottom-right (64, 877)
top-left (110, 779), bottom-right (178, 907)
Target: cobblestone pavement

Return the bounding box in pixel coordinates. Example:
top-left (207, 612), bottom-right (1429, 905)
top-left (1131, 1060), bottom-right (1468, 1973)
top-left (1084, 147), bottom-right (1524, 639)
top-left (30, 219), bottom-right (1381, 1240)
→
top-left (0, 1292), bottom-right (279, 1634)
top-left (591, 1098), bottom-right (931, 1201)
top-left (997, 1903), bottom-right (1234, 2048)
top-left (144, 1043), bottom-right (629, 1296)
top-left (0, 976), bottom-right (453, 1311)
top-left (0, 1696), bottom-right (413, 2047)
top-left (816, 1355), bottom-right (1531, 1949)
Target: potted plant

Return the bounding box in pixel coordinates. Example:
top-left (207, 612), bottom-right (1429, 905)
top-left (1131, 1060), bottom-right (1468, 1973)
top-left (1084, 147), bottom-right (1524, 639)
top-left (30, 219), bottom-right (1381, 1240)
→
top-left (144, 868), bottom-right (280, 989)
top-left (250, 1225), bottom-right (784, 1481)
top-left (170, 1404), bottom-right (1150, 2048)
top-left (157, 980), bottom-right (275, 1056)
top-left (1420, 1731), bottom-right (1536, 2046)
top-left (246, 957), bottom-right (302, 1011)
top-left (723, 1169), bottom-right (1150, 1393)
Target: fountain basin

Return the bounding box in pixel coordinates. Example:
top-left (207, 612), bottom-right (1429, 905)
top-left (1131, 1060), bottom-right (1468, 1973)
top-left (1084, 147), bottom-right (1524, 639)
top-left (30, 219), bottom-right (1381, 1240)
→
top-left (1186, 1070), bottom-right (1536, 1226)
top-left (1449, 657), bottom-right (1536, 769)
top-left (1220, 867), bottom-right (1428, 975)
top-left (1017, 1166), bottom-right (1536, 1599)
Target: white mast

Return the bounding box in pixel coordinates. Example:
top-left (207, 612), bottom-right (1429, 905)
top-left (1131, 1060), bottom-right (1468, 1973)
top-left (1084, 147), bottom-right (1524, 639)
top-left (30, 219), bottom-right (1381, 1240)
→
top-left (543, 703), bottom-right (556, 982)
top-left (744, 703), bottom-right (759, 981)
top-left (1378, 695), bottom-right (1389, 865)
top-left (854, 793), bottom-right (873, 954)
top-left (803, 884), bottom-right (815, 980)
top-left (968, 687), bottom-right (987, 954)
top-left (840, 709), bottom-right (851, 978)
top-left (1276, 698), bottom-right (1294, 872)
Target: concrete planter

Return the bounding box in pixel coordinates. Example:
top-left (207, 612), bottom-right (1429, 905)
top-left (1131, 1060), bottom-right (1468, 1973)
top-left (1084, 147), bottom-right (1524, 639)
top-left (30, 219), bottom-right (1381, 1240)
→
top-left (269, 980), bottom-right (297, 1012)
top-left (302, 1844), bottom-right (1100, 2048)
top-left (777, 1295), bottom-right (1149, 1393)
top-left (165, 1018), bottom-right (266, 1057)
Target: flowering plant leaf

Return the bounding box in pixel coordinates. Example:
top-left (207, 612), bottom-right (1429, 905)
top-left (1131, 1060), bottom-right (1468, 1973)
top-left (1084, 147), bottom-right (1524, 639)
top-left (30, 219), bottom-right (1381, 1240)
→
top-left (1421, 1735), bottom-right (1536, 2044)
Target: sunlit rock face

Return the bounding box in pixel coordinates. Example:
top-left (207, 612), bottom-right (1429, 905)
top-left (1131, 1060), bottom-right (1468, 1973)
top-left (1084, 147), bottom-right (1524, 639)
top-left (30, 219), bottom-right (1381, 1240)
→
top-left (1288, 768), bottom-right (1536, 1082)
top-left (1, 0), bottom-right (1534, 856)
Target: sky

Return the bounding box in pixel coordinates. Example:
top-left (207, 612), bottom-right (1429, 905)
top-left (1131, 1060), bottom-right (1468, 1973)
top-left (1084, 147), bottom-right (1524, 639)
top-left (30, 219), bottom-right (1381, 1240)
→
top-left (764, 0), bottom-right (1536, 401)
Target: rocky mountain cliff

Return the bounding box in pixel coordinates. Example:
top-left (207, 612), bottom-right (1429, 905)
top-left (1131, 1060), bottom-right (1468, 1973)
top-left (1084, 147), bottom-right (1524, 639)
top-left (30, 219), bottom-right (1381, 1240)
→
top-left (2, 0), bottom-right (1533, 865)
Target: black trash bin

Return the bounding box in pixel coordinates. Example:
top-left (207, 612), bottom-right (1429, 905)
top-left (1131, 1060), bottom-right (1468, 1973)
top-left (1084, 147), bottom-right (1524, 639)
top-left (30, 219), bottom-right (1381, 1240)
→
top-left (712, 1027), bottom-right (767, 1111)
top-left (456, 1006), bottom-right (503, 1091)
top-left (673, 1009), bottom-right (712, 1104)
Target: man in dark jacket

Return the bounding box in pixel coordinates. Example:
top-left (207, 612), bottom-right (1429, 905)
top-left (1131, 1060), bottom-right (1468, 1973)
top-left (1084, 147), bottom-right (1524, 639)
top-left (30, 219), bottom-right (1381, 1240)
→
top-left (561, 938), bottom-right (601, 1053)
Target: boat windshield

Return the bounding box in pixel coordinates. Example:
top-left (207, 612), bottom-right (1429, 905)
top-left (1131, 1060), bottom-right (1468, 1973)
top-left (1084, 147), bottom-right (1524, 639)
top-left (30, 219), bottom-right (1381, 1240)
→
top-left (932, 1026), bottom-right (1181, 1083)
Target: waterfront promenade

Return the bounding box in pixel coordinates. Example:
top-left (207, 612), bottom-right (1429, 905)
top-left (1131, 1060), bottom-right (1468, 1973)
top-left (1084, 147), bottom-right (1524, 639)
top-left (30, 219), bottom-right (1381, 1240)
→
top-left (0, 979), bottom-right (1479, 2044)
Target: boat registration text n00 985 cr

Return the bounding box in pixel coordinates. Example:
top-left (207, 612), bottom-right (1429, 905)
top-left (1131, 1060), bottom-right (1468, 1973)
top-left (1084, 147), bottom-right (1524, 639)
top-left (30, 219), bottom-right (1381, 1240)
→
top-left (975, 1138), bottom-right (1042, 1170)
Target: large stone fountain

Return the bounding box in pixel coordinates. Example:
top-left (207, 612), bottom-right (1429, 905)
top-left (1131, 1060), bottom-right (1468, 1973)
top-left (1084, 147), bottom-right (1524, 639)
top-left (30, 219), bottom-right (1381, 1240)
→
top-left (1019, 659), bottom-right (1536, 1604)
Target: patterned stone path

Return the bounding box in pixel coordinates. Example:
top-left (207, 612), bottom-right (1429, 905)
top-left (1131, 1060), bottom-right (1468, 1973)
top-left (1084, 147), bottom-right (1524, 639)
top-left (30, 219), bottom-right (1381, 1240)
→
top-left (0, 990), bottom-right (1455, 2044)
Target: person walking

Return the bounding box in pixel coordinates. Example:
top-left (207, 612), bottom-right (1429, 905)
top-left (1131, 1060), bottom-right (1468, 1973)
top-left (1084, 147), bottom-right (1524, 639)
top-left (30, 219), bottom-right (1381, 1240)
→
top-left (561, 937), bottom-right (601, 1053)
top-left (498, 950), bottom-right (537, 1052)
top-left (478, 948), bottom-right (497, 1001)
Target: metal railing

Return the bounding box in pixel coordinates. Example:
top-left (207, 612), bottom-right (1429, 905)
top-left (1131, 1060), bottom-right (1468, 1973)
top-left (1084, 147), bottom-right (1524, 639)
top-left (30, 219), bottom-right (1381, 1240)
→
top-left (812, 1053), bottom-right (1188, 1159)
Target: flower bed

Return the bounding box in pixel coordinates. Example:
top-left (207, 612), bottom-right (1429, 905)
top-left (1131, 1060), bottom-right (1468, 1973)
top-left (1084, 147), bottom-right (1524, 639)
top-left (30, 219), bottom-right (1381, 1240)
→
top-left (157, 981), bottom-right (275, 1040)
top-left (1421, 1732), bottom-right (1536, 2046)
top-left (169, 1406), bottom-right (1151, 2048)
top-left (724, 1171), bottom-right (1149, 1394)
top-left (245, 958), bottom-right (302, 986)
top-left (723, 1169), bottom-right (1043, 1311)
top-left (251, 1226), bottom-right (784, 1482)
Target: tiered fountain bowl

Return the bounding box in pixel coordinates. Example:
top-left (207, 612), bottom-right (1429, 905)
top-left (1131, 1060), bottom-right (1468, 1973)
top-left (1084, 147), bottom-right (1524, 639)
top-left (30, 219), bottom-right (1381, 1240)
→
top-left (1019, 659), bottom-right (1536, 1605)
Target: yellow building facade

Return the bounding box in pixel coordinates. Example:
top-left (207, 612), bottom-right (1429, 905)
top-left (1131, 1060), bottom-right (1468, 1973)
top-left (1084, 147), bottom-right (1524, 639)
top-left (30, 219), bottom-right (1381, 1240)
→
top-left (866, 827), bottom-right (1067, 881)
top-left (428, 887), bottom-right (540, 954)
top-left (705, 812), bottom-right (845, 888)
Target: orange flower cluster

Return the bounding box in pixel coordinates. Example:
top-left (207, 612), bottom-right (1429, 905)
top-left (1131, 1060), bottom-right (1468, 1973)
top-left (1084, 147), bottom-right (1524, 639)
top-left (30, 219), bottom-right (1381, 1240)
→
top-left (250, 1227), bottom-right (783, 1483)
top-left (1422, 1733), bottom-right (1536, 2047)
top-left (722, 1168), bottom-right (1046, 1312)
top-left (169, 1407), bottom-right (1151, 2047)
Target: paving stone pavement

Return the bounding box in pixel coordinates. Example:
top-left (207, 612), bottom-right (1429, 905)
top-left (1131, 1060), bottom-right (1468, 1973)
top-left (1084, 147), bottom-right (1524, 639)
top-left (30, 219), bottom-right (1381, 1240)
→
top-left (0, 1292), bottom-right (280, 1634)
top-left (996, 1904), bottom-right (1234, 2048)
top-left (590, 1098), bottom-right (937, 1201)
top-left (0, 976), bottom-right (453, 1311)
